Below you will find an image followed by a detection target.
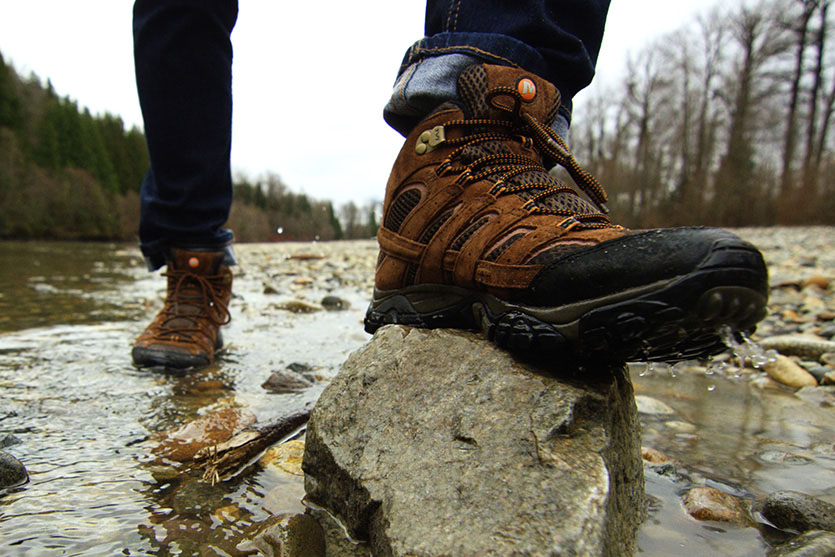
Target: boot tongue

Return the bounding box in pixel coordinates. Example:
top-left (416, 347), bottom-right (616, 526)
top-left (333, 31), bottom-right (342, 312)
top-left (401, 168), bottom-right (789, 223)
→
top-left (169, 249), bottom-right (226, 275)
top-left (456, 64), bottom-right (561, 126)
top-left (164, 249), bottom-right (227, 326)
top-left (454, 64), bottom-right (605, 222)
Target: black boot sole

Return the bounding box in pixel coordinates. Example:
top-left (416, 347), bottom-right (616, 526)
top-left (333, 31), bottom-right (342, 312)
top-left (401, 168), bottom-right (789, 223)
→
top-left (364, 242), bottom-right (767, 363)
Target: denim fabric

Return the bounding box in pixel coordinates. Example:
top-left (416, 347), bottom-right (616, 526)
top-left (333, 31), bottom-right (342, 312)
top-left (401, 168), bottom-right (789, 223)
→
top-left (383, 53), bottom-right (569, 139)
top-left (133, 0), bottom-right (238, 270)
top-left (385, 0), bottom-right (610, 137)
top-left (133, 0), bottom-right (607, 270)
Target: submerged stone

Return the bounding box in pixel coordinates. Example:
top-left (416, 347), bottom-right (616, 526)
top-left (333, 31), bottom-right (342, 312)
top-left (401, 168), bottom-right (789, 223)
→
top-left (237, 513), bottom-right (326, 557)
top-left (768, 530), bottom-right (835, 557)
top-left (756, 490), bottom-right (835, 534)
top-left (683, 486), bottom-right (752, 526)
top-left (303, 326), bottom-right (644, 556)
top-left (0, 450), bottom-right (27, 489)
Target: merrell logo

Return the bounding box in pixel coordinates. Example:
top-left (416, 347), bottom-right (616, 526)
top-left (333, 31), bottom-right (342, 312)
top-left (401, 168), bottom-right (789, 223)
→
top-left (517, 78), bottom-right (536, 101)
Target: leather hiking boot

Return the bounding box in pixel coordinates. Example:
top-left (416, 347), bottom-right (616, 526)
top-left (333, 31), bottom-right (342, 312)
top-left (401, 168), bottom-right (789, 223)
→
top-left (365, 64), bottom-right (768, 363)
top-left (132, 248), bottom-right (233, 368)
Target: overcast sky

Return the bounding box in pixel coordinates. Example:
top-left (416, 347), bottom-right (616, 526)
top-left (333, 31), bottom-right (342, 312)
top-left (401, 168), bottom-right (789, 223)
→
top-left (0, 1), bottom-right (721, 205)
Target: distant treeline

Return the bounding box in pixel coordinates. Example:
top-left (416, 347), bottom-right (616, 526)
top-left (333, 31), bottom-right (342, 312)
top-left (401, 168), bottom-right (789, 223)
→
top-left (0, 51), bottom-right (378, 242)
top-left (571, 0), bottom-right (835, 226)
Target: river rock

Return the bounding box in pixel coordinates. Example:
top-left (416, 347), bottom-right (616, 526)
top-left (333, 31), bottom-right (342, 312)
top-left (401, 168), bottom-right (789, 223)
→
top-left (261, 370), bottom-right (313, 394)
top-left (320, 295), bottom-right (350, 311)
top-left (153, 407), bottom-right (257, 462)
top-left (760, 336), bottom-right (835, 361)
top-left (635, 395), bottom-right (676, 415)
top-left (0, 450), bottom-right (28, 488)
top-left (762, 355), bottom-right (818, 388)
top-left (794, 386), bottom-right (835, 407)
top-left (0, 433), bottom-right (21, 449)
top-left (768, 530), bottom-right (835, 557)
top-left (237, 514), bottom-right (327, 557)
top-left (683, 486), bottom-right (752, 526)
top-left (756, 490), bottom-right (835, 533)
top-left (303, 325), bottom-right (644, 557)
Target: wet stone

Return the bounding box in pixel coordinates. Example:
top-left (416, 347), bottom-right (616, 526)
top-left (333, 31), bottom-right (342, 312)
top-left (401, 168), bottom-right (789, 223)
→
top-left (153, 407), bottom-right (257, 463)
top-left (261, 370), bottom-right (313, 394)
top-left (794, 386), bottom-right (835, 408)
top-left (760, 336), bottom-right (835, 361)
top-left (171, 478), bottom-right (230, 517)
top-left (807, 366), bottom-right (831, 383)
top-left (0, 433), bottom-right (21, 449)
top-left (272, 300), bottom-right (322, 313)
top-left (0, 450), bottom-right (28, 488)
top-left (683, 486), bottom-right (752, 526)
top-left (768, 530), bottom-right (835, 557)
top-left (642, 446), bottom-right (674, 465)
top-left (756, 490), bottom-right (835, 534)
top-left (237, 513), bottom-right (326, 557)
top-left (320, 295), bottom-right (350, 311)
top-left (762, 355), bottom-right (818, 389)
top-left (635, 395), bottom-right (676, 415)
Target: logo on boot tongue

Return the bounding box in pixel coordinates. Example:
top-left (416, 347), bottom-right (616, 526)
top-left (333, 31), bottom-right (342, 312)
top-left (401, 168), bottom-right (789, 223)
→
top-left (517, 78), bottom-right (537, 101)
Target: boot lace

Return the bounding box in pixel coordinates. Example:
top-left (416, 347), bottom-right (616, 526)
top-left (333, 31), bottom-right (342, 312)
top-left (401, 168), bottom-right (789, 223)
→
top-left (434, 86), bottom-right (611, 228)
top-left (153, 269), bottom-right (231, 343)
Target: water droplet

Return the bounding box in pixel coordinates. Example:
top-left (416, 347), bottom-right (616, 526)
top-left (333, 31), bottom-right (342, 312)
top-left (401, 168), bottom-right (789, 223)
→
top-left (276, 227), bottom-right (284, 234)
top-left (707, 384), bottom-right (716, 392)
top-left (718, 325), bottom-right (776, 369)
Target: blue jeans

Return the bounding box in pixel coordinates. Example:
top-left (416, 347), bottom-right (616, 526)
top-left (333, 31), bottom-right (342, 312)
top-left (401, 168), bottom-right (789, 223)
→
top-left (133, 0), bottom-right (610, 270)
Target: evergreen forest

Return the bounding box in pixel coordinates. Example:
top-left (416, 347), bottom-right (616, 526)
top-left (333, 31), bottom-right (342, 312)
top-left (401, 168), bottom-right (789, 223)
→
top-left (0, 51), bottom-right (376, 242)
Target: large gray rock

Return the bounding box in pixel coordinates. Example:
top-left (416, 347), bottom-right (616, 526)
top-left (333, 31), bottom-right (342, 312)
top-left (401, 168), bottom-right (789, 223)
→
top-left (303, 326), bottom-right (644, 556)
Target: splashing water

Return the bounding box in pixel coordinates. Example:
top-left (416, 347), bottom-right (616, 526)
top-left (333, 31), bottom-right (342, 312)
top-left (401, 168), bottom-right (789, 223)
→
top-left (718, 325), bottom-right (778, 369)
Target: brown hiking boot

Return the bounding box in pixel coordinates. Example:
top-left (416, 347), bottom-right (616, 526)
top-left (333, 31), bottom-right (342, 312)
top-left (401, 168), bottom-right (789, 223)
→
top-left (132, 248), bottom-right (233, 368)
top-left (365, 64), bottom-right (768, 362)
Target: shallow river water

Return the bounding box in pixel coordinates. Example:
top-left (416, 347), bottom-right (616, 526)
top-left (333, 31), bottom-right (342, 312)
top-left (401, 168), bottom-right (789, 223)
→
top-left (0, 234), bottom-right (833, 555)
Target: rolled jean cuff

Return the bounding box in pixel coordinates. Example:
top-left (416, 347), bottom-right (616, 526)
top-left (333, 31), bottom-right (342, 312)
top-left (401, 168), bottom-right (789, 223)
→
top-left (141, 229), bottom-right (236, 271)
top-left (384, 33), bottom-right (573, 138)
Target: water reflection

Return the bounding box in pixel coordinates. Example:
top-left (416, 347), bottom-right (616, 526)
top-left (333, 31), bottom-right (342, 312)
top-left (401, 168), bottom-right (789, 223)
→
top-left (1, 241), bottom-right (833, 555)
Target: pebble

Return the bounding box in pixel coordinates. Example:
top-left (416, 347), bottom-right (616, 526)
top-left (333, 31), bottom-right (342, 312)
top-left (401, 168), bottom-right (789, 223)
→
top-left (635, 395), bottom-right (676, 415)
top-left (760, 336), bottom-right (835, 361)
top-left (807, 366), bottom-right (831, 383)
top-left (0, 433), bottom-right (21, 449)
top-left (272, 300), bottom-right (322, 313)
top-left (641, 447), bottom-right (674, 465)
top-left (321, 295), bottom-right (350, 311)
top-left (794, 386), bottom-right (835, 407)
top-left (762, 355), bottom-right (818, 388)
top-left (259, 439), bottom-right (305, 476)
top-left (824, 371), bottom-right (835, 385)
top-left (261, 370), bottom-right (313, 394)
top-left (756, 490), bottom-right (835, 533)
top-left (0, 450), bottom-right (28, 488)
top-left (237, 514), bottom-right (326, 557)
top-left (768, 531), bottom-right (835, 557)
top-left (822, 353), bottom-right (835, 366)
top-left (683, 486), bottom-right (751, 526)
top-left (803, 275), bottom-right (831, 290)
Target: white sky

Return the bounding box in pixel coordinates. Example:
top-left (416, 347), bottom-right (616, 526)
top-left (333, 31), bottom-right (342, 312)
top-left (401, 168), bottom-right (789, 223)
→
top-left (0, 1), bottom-right (720, 206)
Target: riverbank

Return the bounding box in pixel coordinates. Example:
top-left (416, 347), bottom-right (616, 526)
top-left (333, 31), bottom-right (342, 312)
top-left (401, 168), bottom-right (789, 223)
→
top-left (0, 227), bottom-right (833, 555)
